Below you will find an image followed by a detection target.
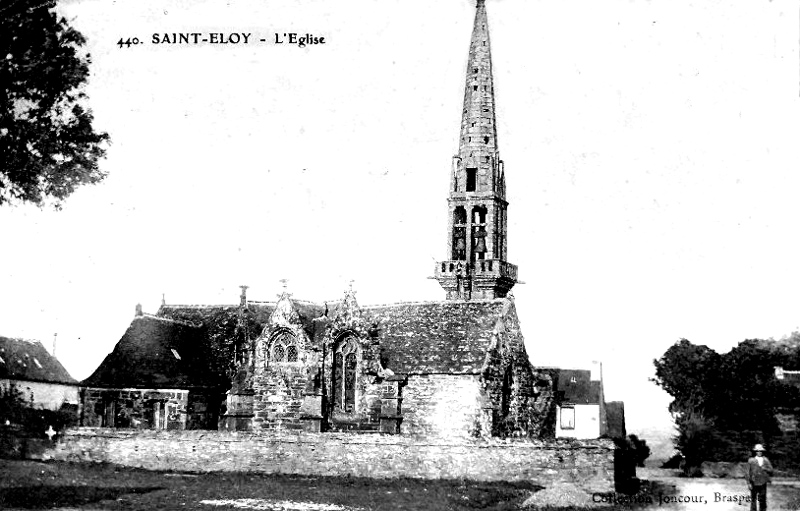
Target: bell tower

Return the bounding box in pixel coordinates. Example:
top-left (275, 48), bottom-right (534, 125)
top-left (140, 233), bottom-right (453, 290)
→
top-left (434, 0), bottom-right (518, 301)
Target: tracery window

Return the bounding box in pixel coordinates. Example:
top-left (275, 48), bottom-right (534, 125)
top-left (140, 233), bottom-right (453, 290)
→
top-left (270, 331), bottom-right (300, 363)
top-left (333, 335), bottom-right (358, 413)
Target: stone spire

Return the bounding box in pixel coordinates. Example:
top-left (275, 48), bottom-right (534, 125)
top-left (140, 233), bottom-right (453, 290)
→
top-left (434, 0), bottom-right (518, 301)
top-left (458, 0), bottom-right (499, 172)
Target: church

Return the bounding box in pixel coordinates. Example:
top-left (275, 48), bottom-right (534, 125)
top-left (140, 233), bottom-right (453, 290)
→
top-left (80, 0), bottom-right (558, 439)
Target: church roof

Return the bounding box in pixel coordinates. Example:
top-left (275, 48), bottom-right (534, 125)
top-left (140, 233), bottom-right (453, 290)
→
top-left (158, 300), bottom-right (327, 342)
top-left (0, 336), bottom-right (76, 385)
top-left (156, 296), bottom-right (509, 376)
top-left (82, 315), bottom-right (221, 389)
top-left (365, 299), bottom-right (505, 375)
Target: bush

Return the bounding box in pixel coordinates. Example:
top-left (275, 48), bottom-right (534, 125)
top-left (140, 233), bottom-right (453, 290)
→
top-left (628, 434), bottom-right (651, 467)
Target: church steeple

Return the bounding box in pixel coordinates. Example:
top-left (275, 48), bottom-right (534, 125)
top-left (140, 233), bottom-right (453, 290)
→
top-left (434, 0), bottom-right (518, 301)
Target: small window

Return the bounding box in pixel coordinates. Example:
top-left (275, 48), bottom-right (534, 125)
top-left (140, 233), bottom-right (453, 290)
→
top-left (560, 407), bottom-right (575, 430)
top-left (466, 168), bottom-right (477, 192)
top-left (473, 85), bottom-right (478, 91)
top-left (287, 345), bottom-right (298, 362)
top-left (570, 376), bottom-right (577, 384)
top-left (484, 136), bottom-right (489, 144)
top-left (273, 344), bottom-right (285, 362)
top-left (473, 68), bottom-right (478, 74)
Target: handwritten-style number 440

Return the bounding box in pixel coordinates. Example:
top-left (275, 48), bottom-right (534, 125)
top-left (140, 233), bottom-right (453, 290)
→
top-left (117, 37), bottom-right (141, 48)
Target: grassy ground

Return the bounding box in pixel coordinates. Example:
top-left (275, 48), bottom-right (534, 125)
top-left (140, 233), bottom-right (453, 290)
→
top-left (0, 459), bottom-right (539, 510)
top-left (3, 460), bottom-right (800, 510)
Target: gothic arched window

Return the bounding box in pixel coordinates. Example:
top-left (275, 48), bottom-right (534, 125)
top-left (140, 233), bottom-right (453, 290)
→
top-left (452, 206), bottom-right (467, 261)
top-left (333, 335), bottom-right (358, 413)
top-left (270, 331), bottom-right (300, 363)
top-left (471, 206), bottom-right (488, 260)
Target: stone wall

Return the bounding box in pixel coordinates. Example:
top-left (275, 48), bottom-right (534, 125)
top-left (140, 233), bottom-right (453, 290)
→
top-left (401, 374), bottom-right (484, 438)
top-left (81, 388), bottom-right (190, 430)
top-left (39, 428), bottom-right (615, 492)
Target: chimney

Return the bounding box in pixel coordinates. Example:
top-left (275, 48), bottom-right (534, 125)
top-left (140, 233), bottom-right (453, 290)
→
top-left (135, 303), bottom-right (143, 316)
top-left (52, 333), bottom-right (57, 357)
top-left (161, 293), bottom-right (166, 307)
top-left (240, 285), bottom-right (249, 307)
top-left (590, 360), bottom-right (603, 382)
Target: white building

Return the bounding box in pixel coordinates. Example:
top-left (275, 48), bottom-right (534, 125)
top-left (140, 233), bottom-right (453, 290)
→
top-left (551, 367), bottom-right (609, 440)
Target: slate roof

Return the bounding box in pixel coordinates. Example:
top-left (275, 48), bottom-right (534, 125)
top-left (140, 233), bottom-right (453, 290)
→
top-left (83, 315), bottom-right (221, 389)
top-left (158, 298), bottom-right (507, 375)
top-left (0, 336), bottom-right (76, 385)
top-left (365, 299), bottom-right (506, 375)
top-left (551, 369), bottom-right (602, 405)
top-left (158, 300), bottom-right (327, 342)
top-left (81, 296), bottom-right (510, 388)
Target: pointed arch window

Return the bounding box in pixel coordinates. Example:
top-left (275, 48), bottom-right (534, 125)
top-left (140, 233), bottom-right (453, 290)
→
top-left (472, 206), bottom-right (488, 260)
top-left (452, 207), bottom-right (467, 260)
top-left (270, 331), bottom-right (300, 363)
top-left (333, 335), bottom-right (358, 413)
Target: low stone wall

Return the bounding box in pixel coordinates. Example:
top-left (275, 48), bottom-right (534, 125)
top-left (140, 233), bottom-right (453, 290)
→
top-left (35, 428), bottom-right (614, 492)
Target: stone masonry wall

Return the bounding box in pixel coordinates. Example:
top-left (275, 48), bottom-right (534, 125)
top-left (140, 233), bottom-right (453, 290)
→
top-left (81, 388), bottom-right (189, 430)
top-left (40, 428), bottom-right (614, 492)
top-left (401, 374), bottom-right (484, 438)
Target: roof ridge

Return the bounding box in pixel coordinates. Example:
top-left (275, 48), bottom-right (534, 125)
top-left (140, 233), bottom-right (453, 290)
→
top-left (161, 304), bottom-right (237, 309)
top-left (0, 335), bottom-right (45, 345)
top-left (137, 314), bottom-right (202, 328)
top-left (363, 298), bottom-right (504, 309)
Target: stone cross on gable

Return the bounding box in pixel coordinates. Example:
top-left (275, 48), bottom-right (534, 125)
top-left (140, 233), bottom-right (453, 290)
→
top-left (277, 279), bottom-right (292, 299)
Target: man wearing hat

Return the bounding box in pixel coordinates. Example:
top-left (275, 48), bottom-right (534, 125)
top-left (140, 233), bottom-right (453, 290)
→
top-left (745, 444), bottom-right (774, 511)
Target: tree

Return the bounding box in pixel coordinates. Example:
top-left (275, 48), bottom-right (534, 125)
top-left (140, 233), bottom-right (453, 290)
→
top-left (652, 339), bottom-right (721, 416)
top-left (1, 0), bottom-right (109, 207)
top-left (653, 338), bottom-right (800, 471)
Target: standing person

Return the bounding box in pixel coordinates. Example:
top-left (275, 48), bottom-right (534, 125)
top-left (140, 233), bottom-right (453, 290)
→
top-left (746, 444), bottom-right (774, 511)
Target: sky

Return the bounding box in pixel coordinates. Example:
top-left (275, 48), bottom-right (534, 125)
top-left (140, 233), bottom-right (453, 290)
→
top-left (2, 0), bottom-right (800, 443)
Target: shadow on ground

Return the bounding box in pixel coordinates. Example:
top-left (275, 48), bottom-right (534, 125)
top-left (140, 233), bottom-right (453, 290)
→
top-left (0, 485), bottom-right (163, 509)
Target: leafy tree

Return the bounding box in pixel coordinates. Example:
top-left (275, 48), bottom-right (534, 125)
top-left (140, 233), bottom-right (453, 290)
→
top-left (1, 0), bottom-right (109, 207)
top-left (654, 338), bottom-right (800, 471)
top-left (653, 339), bottom-right (721, 416)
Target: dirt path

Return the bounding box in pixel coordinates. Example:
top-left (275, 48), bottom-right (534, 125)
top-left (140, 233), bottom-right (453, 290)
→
top-left (639, 468), bottom-right (800, 511)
